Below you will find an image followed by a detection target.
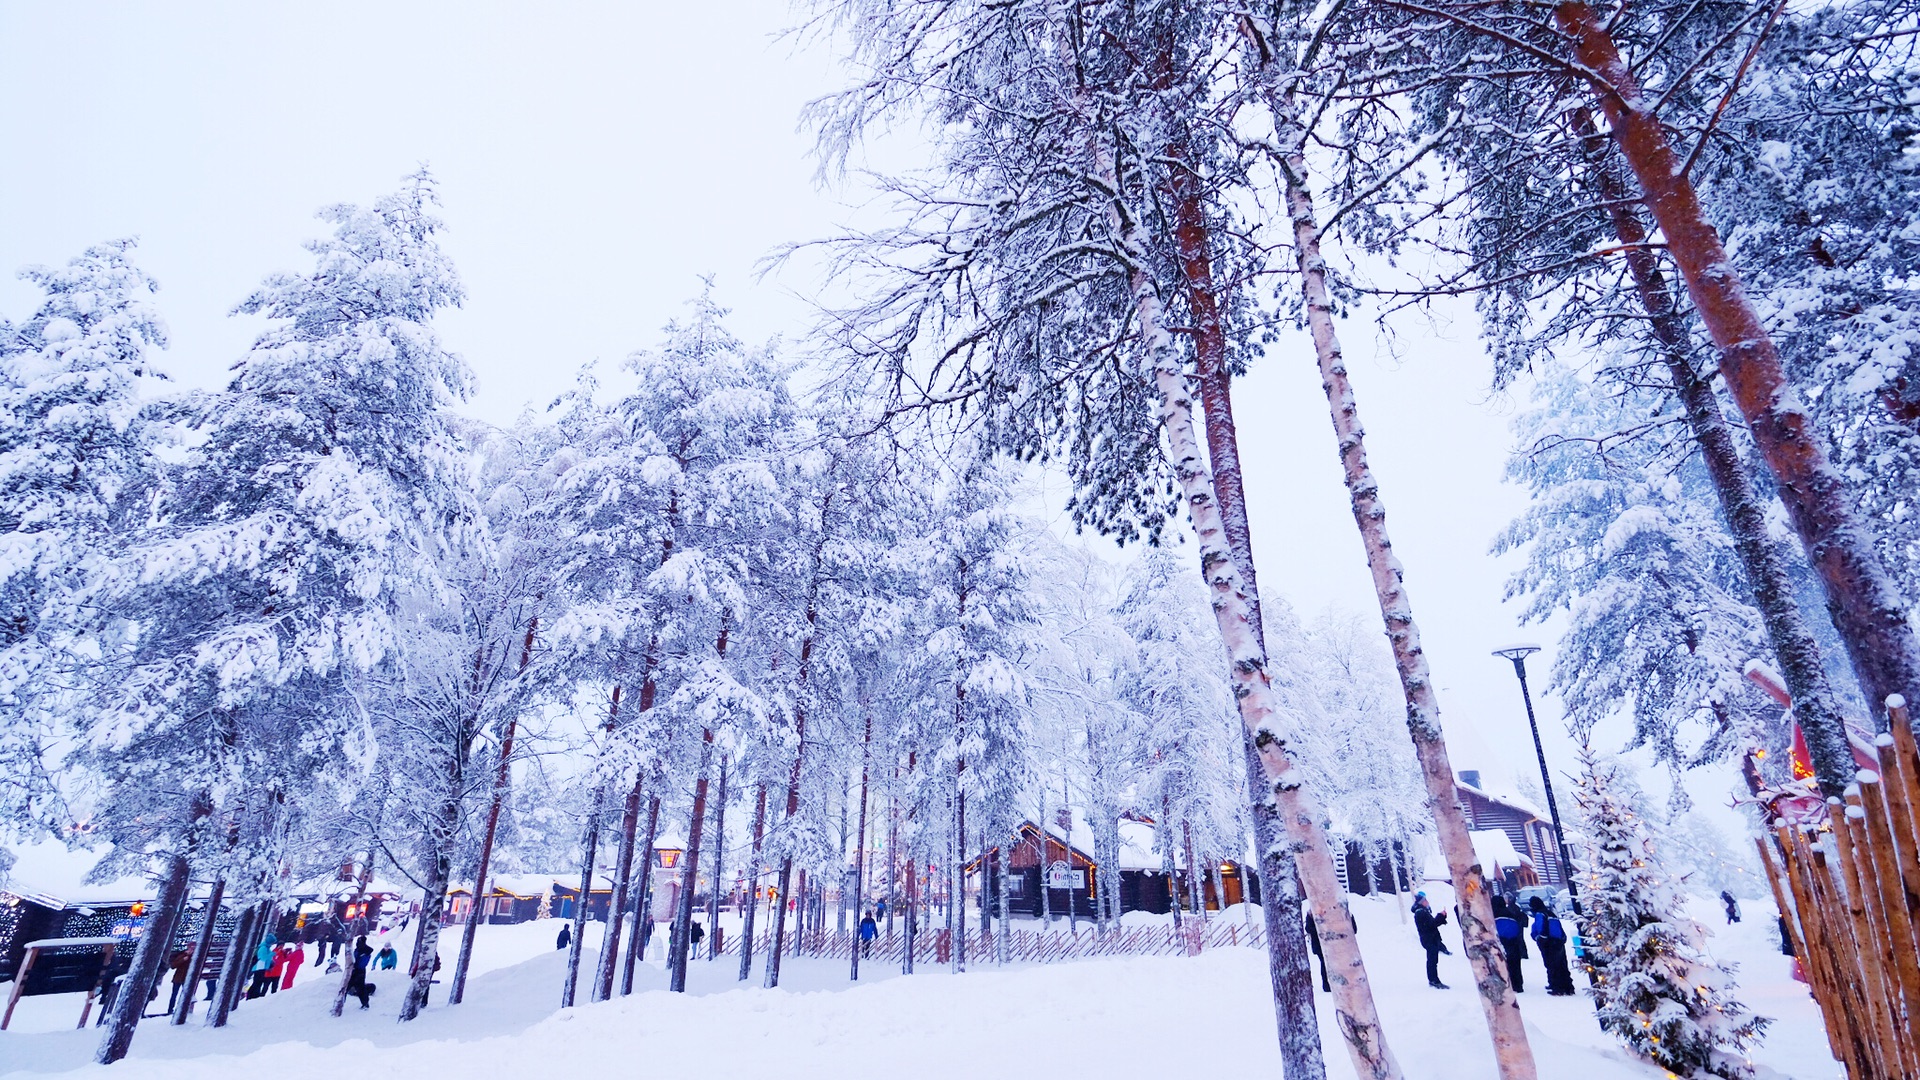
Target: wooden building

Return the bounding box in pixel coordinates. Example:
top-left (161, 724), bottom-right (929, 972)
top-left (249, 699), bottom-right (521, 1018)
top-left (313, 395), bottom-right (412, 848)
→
top-left (1455, 770), bottom-right (1562, 888)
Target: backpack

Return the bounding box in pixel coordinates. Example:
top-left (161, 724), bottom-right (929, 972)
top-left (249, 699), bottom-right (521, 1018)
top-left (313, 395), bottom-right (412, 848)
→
top-left (1532, 912), bottom-right (1566, 941)
top-left (1494, 916), bottom-right (1522, 940)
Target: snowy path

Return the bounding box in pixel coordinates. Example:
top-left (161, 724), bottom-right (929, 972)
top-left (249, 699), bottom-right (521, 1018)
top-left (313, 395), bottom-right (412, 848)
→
top-left (0, 894), bottom-right (1837, 1080)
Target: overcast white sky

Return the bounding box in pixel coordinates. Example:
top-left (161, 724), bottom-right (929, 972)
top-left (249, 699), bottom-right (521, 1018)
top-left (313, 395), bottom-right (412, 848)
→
top-left (4, 2), bottom-right (1733, 827)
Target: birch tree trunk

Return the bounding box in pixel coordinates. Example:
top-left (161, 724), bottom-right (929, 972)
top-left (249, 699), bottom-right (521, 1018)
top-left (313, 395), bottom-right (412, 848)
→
top-left (172, 876), bottom-right (224, 1025)
top-left (1278, 111), bottom-right (1532, 1080)
top-left (1241, 732), bottom-right (1327, 1080)
top-left (561, 790), bottom-right (602, 1007)
top-left (1094, 131), bottom-right (1403, 1078)
top-left (1554, 0), bottom-right (1920, 725)
top-left (400, 792), bottom-right (460, 1021)
top-left (1567, 109), bottom-right (1859, 791)
top-left (1220, 18), bottom-right (1533, 1074)
top-left (738, 784), bottom-right (768, 981)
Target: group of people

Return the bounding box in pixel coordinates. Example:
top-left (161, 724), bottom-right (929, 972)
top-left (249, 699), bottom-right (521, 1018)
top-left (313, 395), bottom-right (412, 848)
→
top-left (1486, 894), bottom-right (1577, 996)
top-left (242, 935), bottom-right (310, 998)
top-left (1303, 890), bottom-right (1577, 997)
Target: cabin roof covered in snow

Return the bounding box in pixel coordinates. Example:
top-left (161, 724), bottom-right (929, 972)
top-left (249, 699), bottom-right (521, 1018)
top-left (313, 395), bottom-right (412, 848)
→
top-left (0, 840), bottom-right (154, 907)
top-left (1469, 829), bottom-right (1531, 871)
top-left (1456, 777), bottom-right (1545, 821)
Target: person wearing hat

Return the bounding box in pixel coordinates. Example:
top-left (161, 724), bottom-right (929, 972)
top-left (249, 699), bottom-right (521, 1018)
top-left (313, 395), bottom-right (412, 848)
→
top-left (1412, 892), bottom-right (1450, 989)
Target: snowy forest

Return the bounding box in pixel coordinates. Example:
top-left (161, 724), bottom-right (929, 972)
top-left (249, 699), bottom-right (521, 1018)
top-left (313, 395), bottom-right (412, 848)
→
top-left (3, 1), bottom-right (1920, 1079)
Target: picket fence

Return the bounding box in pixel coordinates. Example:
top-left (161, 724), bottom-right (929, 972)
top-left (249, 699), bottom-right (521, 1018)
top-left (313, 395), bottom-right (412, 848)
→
top-left (713, 918), bottom-right (1267, 965)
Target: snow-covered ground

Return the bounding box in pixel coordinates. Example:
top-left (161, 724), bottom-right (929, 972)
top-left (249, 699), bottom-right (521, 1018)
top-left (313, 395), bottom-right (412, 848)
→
top-left (0, 891), bottom-right (1836, 1080)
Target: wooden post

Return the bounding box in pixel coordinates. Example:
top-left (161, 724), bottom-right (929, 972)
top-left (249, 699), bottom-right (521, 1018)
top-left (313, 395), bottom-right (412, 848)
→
top-left (2, 946), bottom-right (40, 1030)
top-left (77, 942), bottom-right (116, 1029)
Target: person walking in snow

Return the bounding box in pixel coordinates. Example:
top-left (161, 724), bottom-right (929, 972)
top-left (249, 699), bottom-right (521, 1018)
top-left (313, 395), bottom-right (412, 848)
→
top-left (1720, 890), bottom-right (1741, 924)
top-left (280, 940), bottom-right (305, 990)
top-left (859, 911), bottom-right (877, 957)
top-left (1529, 896), bottom-right (1576, 995)
top-left (347, 935), bottom-right (375, 1009)
top-left (1412, 892), bottom-right (1450, 989)
top-left (377, 942), bottom-right (398, 970)
top-left (874, 898), bottom-right (887, 923)
top-left (690, 920), bottom-right (706, 954)
top-left (1490, 895), bottom-right (1527, 993)
top-left (555, 923), bottom-right (572, 951)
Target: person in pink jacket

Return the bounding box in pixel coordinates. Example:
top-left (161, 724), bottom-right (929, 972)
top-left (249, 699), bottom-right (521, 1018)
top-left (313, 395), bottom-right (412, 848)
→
top-left (279, 942), bottom-right (306, 990)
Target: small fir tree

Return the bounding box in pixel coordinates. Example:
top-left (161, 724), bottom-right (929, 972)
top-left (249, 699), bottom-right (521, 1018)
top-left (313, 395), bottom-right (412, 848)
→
top-left (1573, 746), bottom-right (1766, 1078)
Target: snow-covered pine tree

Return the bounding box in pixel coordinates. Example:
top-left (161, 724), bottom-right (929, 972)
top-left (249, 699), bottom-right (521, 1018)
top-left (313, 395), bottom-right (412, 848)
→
top-left (1573, 746), bottom-right (1766, 1078)
top-left (88, 171), bottom-right (481, 1048)
top-left (1495, 365), bottom-right (1825, 800)
top-left (0, 239), bottom-right (170, 830)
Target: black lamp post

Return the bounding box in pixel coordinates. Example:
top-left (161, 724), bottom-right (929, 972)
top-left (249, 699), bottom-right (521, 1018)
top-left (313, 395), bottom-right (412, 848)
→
top-left (1493, 644), bottom-right (1577, 899)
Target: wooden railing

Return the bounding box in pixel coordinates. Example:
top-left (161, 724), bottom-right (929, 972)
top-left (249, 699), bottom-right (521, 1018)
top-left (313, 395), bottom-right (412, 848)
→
top-left (716, 918), bottom-right (1266, 965)
top-left (1759, 697), bottom-right (1920, 1080)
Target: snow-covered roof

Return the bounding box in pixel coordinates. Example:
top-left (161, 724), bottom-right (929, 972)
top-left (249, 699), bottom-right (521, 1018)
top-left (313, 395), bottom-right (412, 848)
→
top-left (1457, 777), bottom-right (1545, 821)
top-left (0, 840), bottom-right (154, 908)
top-left (1016, 811), bottom-right (1164, 871)
top-left (1469, 829), bottom-right (1532, 872)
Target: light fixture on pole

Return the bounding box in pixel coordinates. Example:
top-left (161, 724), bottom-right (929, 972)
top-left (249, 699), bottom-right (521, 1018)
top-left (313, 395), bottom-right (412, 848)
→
top-left (1492, 644), bottom-right (1577, 899)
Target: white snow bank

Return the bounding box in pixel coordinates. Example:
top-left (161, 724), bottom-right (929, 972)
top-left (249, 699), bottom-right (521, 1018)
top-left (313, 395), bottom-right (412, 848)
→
top-left (0, 840), bottom-right (152, 906)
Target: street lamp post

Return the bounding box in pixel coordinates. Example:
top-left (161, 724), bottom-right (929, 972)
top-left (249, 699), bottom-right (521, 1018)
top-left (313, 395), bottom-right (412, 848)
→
top-left (1492, 645), bottom-right (1578, 900)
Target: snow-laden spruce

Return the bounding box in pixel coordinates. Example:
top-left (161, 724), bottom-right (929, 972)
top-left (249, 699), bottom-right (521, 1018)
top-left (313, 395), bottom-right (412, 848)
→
top-left (1572, 746), bottom-right (1767, 1077)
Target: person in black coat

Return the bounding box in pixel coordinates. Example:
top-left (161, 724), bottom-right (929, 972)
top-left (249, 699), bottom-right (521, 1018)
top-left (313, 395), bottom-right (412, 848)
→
top-left (1491, 895), bottom-right (1528, 993)
top-left (1529, 896), bottom-right (1576, 995)
top-left (347, 935), bottom-right (375, 1009)
top-left (1720, 890), bottom-right (1741, 924)
top-left (1412, 892), bottom-right (1450, 989)
top-left (555, 923), bottom-right (572, 951)
top-left (1303, 912), bottom-right (1330, 992)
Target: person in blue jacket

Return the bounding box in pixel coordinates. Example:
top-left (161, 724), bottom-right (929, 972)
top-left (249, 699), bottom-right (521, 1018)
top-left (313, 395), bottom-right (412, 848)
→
top-left (858, 911), bottom-right (878, 957)
top-left (1491, 894), bottom-right (1528, 992)
top-left (1529, 896), bottom-right (1576, 995)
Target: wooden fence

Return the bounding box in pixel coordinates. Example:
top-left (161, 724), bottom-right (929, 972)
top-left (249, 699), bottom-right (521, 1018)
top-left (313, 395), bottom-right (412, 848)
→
top-left (1758, 698), bottom-right (1920, 1080)
top-left (714, 918), bottom-right (1267, 966)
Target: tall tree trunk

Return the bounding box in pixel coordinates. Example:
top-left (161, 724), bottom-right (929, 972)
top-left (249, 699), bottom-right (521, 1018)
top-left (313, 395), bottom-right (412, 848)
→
top-left (1162, 801), bottom-right (1184, 935)
top-left (738, 783), bottom-right (768, 981)
top-left (764, 589), bottom-right (821, 988)
top-left (1222, 21), bottom-right (1531, 1074)
top-left (449, 619), bottom-right (539, 1006)
top-left (1555, 0), bottom-right (1920, 726)
top-left (995, 841), bottom-right (1011, 963)
top-left (669, 732), bottom-right (716, 992)
top-left (561, 788), bottom-right (602, 1007)
top-left (96, 851), bottom-right (192, 1063)
top-left (1242, 732), bottom-right (1327, 1080)
top-left (850, 711), bottom-right (873, 981)
top-left (1095, 127), bottom-right (1403, 1078)
top-left (708, 757), bottom-right (728, 962)
top-left (622, 795), bottom-right (662, 994)
top-left (1182, 821), bottom-right (1206, 925)
top-left (594, 778), bottom-right (640, 1002)
top-left (1283, 120), bottom-right (1529, 1080)
top-left (1568, 109), bottom-right (1858, 792)
top-left (327, 852), bottom-right (376, 1018)
top-left (172, 876), bottom-right (224, 1025)
top-left (400, 800), bottom-right (459, 1021)
top-left (206, 900), bottom-right (257, 1029)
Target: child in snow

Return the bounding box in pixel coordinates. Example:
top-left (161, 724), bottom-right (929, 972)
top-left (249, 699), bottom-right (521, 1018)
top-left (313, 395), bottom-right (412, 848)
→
top-left (555, 923), bottom-right (572, 951)
top-left (347, 935), bottom-right (376, 1009)
top-left (859, 911), bottom-right (877, 957)
top-left (377, 942), bottom-right (398, 970)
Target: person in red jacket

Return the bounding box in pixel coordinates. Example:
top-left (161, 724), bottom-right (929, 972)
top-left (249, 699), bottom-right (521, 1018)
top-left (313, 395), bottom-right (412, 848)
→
top-left (280, 942), bottom-right (305, 990)
top-left (263, 944), bottom-right (288, 994)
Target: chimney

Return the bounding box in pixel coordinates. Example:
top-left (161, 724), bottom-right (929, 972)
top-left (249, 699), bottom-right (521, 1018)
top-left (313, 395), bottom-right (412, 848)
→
top-left (1459, 770), bottom-right (1482, 790)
